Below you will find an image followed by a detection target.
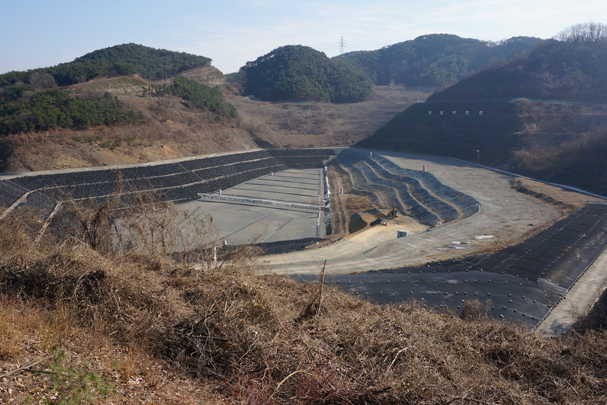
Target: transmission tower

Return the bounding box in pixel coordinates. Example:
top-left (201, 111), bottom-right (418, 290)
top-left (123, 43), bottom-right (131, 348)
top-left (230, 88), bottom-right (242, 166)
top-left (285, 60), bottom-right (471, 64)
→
top-left (339, 36), bottom-right (345, 55)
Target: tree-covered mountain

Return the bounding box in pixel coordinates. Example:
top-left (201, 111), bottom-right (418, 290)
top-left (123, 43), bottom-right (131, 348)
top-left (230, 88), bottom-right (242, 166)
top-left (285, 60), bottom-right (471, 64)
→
top-left (235, 45), bottom-right (372, 103)
top-left (357, 23), bottom-right (607, 193)
top-left (0, 44), bottom-right (211, 88)
top-left (338, 34), bottom-right (542, 87)
top-left (429, 30), bottom-right (607, 103)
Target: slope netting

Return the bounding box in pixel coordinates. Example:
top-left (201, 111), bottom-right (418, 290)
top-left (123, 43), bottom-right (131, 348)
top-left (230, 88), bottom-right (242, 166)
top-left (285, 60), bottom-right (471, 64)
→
top-left (0, 180), bottom-right (28, 208)
top-left (470, 203), bottom-right (607, 287)
top-left (365, 157), bottom-right (460, 222)
top-left (372, 155), bottom-right (480, 217)
top-left (338, 152), bottom-right (442, 226)
top-left (337, 153), bottom-right (415, 222)
top-left (1, 149), bottom-right (335, 213)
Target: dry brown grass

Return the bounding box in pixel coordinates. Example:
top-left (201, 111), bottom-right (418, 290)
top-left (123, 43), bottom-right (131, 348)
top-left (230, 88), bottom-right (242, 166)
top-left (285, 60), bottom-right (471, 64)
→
top-left (2, 191), bottom-right (607, 404)
top-left (1, 94), bottom-right (255, 172)
top-left (230, 86), bottom-right (427, 150)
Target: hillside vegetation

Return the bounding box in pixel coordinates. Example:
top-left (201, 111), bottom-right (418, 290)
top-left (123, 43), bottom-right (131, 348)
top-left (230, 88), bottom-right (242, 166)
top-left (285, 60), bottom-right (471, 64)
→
top-left (234, 45), bottom-right (373, 103)
top-left (431, 33), bottom-right (607, 103)
top-left (2, 194), bottom-right (607, 404)
top-left (360, 23), bottom-right (607, 194)
top-left (0, 86), bottom-right (422, 173)
top-left (0, 45), bottom-right (240, 167)
top-left (151, 75), bottom-right (237, 120)
top-left (338, 34), bottom-right (542, 87)
top-left (0, 43), bottom-right (211, 88)
top-left (0, 89), bottom-right (145, 135)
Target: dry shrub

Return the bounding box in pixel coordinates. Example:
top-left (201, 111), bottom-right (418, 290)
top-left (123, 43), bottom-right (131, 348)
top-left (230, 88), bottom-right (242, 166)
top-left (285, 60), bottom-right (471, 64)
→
top-left (3, 189), bottom-right (607, 404)
top-left (0, 296), bottom-right (47, 360)
top-left (459, 299), bottom-right (492, 321)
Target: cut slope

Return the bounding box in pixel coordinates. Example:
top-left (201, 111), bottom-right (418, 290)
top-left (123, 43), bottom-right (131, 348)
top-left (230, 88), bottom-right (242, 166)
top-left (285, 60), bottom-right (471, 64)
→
top-left (359, 32), bottom-right (607, 193)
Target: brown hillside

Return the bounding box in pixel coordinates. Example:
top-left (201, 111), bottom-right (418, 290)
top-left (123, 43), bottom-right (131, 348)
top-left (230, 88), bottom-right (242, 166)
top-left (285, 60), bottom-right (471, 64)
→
top-left (179, 65), bottom-right (226, 85)
top-left (0, 85), bottom-right (426, 173)
top-left (3, 198), bottom-right (607, 404)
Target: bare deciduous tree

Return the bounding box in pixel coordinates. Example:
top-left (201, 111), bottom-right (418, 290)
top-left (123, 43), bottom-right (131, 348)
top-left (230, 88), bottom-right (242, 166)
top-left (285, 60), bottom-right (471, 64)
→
top-left (28, 72), bottom-right (57, 92)
top-left (556, 22), bottom-right (607, 44)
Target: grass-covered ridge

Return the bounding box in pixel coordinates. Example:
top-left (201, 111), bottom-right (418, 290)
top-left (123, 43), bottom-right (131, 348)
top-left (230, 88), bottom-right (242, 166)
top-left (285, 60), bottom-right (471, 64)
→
top-left (235, 45), bottom-right (373, 103)
top-left (0, 43), bottom-right (211, 88)
top-left (338, 34), bottom-right (542, 87)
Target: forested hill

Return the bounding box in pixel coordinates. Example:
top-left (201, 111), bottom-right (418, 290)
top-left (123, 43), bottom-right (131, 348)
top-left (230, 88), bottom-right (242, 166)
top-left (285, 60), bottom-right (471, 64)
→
top-left (357, 24), bottom-right (607, 194)
top-left (428, 35), bottom-right (607, 103)
top-left (338, 34), bottom-right (542, 88)
top-left (0, 43), bottom-right (211, 88)
top-left (234, 45), bottom-right (372, 103)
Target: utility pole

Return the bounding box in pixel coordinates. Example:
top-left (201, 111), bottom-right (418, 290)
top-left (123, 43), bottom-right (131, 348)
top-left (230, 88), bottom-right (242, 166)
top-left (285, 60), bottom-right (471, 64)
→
top-left (477, 150), bottom-right (480, 165)
top-left (339, 36), bottom-right (345, 55)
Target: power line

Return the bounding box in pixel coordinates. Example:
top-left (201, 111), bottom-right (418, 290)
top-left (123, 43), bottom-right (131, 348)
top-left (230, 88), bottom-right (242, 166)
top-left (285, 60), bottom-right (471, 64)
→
top-left (339, 36), bottom-right (345, 55)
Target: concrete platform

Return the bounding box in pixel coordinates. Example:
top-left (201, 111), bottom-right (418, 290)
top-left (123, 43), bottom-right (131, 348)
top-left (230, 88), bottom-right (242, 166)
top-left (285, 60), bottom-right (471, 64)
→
top-left (178, 168), bottom-right (325, 245)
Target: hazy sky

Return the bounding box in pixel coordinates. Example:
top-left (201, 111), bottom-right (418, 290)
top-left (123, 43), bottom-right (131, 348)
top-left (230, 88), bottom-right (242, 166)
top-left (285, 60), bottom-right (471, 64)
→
top-left (1, 0), bottom-right (605, 75)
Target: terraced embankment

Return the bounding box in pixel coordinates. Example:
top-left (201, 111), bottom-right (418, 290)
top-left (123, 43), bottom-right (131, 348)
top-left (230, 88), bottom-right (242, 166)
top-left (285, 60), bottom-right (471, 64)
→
top-left (336, 150), bottom-right (479, 226)
top-left (0, 149), bottom-right (336, 218)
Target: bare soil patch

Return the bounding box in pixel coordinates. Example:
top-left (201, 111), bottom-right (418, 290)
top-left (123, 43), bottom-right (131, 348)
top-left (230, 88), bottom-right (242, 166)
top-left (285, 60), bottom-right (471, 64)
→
top-left (511, 177), bottom-right (601, 213)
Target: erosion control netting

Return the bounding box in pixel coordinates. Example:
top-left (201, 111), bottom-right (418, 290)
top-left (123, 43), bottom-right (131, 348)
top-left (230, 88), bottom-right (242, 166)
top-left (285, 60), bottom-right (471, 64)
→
top-left (337, 153), bottom-right (419, 222)
top-left (364, 156), bottom-right (460, 222)
top-left (0, 180), bottom-right (29, 208)
top-left (20, 190), bottom-right (58, 217)
top-left (0, 149), bottom-right (336, 212)
top-left (338, 151), bottom-right (464, 226)
top-left (294, 203), bottom-right (607, 328)
top-left (372, 155), bottom-right (480, 217)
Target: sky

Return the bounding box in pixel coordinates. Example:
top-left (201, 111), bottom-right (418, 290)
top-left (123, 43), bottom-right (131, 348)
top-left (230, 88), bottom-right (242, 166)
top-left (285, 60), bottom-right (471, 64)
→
top-left (1, 0), bottom-right (606, 75)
